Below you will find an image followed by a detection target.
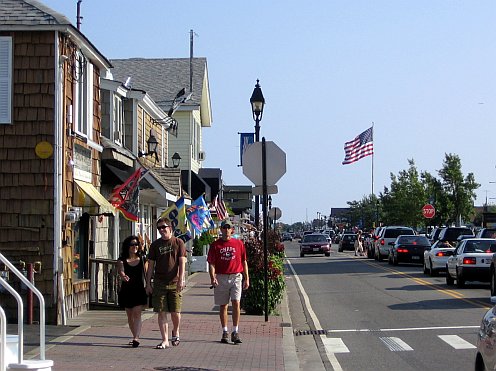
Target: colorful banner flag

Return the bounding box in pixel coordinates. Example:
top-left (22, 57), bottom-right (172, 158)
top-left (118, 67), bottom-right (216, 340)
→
top-left (160, 197), bottom-right (191, 242)
top-left (239, 132), bottom-right (254, 166)
top-left (110, 168), bottom-right (148, 222)
top-left (342, 127), bottom-right (374, 165)
top-left (212, 194), bottom-right (228, 220)
top-left (187, 195), bottom-right (214, 233)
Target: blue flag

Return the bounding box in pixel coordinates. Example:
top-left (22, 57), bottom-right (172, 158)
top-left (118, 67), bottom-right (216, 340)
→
top-left (187, 195), bottom-right (214, 233)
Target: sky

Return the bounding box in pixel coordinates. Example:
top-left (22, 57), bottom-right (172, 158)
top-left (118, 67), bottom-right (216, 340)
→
top-left (42, 0), bottom-right (496, 225)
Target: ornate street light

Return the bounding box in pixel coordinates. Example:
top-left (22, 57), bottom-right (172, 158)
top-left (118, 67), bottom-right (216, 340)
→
top-left (250, 79), bottom-right (265, 231)
top-left (138, 130), bottom-right (159, 161)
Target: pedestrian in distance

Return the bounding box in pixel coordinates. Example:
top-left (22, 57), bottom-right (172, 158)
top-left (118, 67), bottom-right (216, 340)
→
top-left (117, 235), bottom-right (149, 348)
top-left (145, 217), bottom-right (187, 349)
top-left (208, 219), bottom-right (250, 344)
top-left (354, 230), bottom-right (364, 256)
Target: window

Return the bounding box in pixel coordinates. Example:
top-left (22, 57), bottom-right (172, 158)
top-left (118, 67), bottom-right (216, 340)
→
top-left (112, 94), bottom-right (123, 144)
top-left (73, 51), bottom-right (93, 138)
top-left (0, 37), bottom-right (12, 124)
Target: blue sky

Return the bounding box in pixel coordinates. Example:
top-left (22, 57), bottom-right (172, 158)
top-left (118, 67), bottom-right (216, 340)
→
top-left (42, 0), bottom-right (496, 225)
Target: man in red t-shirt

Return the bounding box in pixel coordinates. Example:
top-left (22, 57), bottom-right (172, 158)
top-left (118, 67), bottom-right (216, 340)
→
top-left (208, 219), bottom-right (249, 344)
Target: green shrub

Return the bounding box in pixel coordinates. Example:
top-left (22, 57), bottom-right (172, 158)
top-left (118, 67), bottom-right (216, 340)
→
top-left (192, 231), bottom-right (215, 256)
top-left (241, 230), bottom-right (285, 315)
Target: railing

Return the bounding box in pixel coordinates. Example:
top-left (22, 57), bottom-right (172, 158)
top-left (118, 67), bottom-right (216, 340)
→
top-left (89, 258), bottom-right (120, 308)
top-left (0, 305), bottom-right (6, 371)
top-left (0, 252), bottom-right (53, 370)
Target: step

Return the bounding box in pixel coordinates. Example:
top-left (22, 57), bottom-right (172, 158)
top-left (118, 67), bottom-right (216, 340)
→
top-left (0, 334), bottom-right (19, 366)
top-left (7, 359), bottom-right (53, 370)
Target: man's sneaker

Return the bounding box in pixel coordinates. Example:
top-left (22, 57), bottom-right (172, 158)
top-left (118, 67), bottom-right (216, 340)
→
top-left (231, 331), bottom-right (242, 344)
top-left (221, 331), bottom-right (229, 343)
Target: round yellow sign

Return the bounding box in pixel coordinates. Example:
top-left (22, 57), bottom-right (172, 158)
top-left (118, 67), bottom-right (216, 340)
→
top-left (35, 141), bottom-right (54, 159)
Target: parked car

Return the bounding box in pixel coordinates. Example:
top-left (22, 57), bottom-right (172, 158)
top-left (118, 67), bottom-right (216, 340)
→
top-left (423, 240), bottom-right (456, 276)
top-left (388, 235), bottom-right (431, 265)
top-left (446, 238), bottom-right (496, 287)
top-left (476, 228), bottom-right (496, 238)
top-left (475, 297), bottom-right (496, 371)
top-left (300, 233), bottom-right (331, 257)
top-left (428, 226), bottom-right (443, 245)
top-left (367, 227), bottom-right (383, 259)
top-left (281, 233), bottom-right (292, 242)
top-left (375, 226), bottom-right (416, 261)
top-left (338, 233), bottom-right (357, 252)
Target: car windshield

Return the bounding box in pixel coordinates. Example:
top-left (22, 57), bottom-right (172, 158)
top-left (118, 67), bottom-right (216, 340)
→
top-left (303, 235), bottom-right (327, 243)
top-left (443, 228), bottom-right (473, 241)
top-left (481, 229), bottom-right (496, 238)
top-left (397, 236), bottom-right (429, 245)
top-left (464, 240), bottom-right (496, 253)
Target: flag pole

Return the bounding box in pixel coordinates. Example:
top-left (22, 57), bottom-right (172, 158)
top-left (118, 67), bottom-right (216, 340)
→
top-left (371, 122), bottom-right (374, 196)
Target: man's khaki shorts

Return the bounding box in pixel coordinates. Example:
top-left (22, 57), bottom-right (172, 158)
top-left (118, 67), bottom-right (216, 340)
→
top-left (153, 280), bottom-right (182, 313)
top-left (214, 273), bottom-right (242, 305)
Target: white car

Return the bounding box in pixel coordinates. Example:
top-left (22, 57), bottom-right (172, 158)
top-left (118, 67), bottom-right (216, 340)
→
top-left (423, 240), bottom-right (456, 276)
top-left (446, 238), bottom-right (496, 287)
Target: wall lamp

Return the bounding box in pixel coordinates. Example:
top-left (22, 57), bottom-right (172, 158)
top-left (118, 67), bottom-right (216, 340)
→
top-left (138, 131), bottom-right (159, 160)
top-left (167, 152), bottom-right (181, 168)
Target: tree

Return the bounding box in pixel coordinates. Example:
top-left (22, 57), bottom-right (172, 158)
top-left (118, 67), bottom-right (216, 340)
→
top-left (437, 153), bottom-right (479, 225)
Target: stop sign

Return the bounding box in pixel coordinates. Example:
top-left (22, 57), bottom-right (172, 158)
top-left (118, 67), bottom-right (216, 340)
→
top-left (242, 141), bottom-right (286, 186)
top-left (422, 204), bottom-right (435, 219)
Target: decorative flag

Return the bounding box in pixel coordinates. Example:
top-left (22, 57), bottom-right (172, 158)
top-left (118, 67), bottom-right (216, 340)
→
top-left (212, 194), bottom-right (228, 220)
top-left (160, 197), bottom-right (191, 242)
top-left (342, 126), bottom-right (374, 165)
top-left (110, 168), bottom-right (148, 221)
top-left (239, 132), bottom-right (254, 166)
top-left (187, 195), bottom-right (214, 233)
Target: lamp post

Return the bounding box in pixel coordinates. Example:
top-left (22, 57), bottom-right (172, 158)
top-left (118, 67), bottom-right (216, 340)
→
top-left (317, 212), bottom-right (321, 230)
top-left (250, 79), bottom-right (265, 231)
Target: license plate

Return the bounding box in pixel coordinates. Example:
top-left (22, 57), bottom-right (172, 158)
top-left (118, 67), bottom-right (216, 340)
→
top-left (313, 248), bottom-right (320, 252)
top-left (412, 256), bottom-right (420, 260)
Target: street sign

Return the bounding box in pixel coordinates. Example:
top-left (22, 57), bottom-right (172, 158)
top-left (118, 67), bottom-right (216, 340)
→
top-left (242, 141), bottom-right (286, 186)
top-left (422, 204), bottom-right (435, 219)
top-left (268, 207), bottom-right (282, 220)
top-left (252, 185), bottom-right (278, 195)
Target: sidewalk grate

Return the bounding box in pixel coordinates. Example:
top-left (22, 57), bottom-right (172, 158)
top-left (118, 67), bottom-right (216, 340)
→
top-left (294, 329), bottom-right (327, 336)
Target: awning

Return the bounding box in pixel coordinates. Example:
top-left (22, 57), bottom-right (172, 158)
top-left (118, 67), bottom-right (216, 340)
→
top-left (74, 180), bottom-right (116, 215)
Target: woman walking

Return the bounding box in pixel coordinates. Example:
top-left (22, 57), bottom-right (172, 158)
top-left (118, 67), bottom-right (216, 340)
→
top-left (117, 235), bottom-right (148, 347)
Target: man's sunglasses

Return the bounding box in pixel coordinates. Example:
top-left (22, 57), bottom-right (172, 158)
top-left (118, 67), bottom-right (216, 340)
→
top-left (158, 225), bottom-right (170, 230)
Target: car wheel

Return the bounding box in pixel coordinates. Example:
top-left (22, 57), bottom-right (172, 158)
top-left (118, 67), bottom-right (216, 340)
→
top-left (377, 251), bottom-right (383, 261)
top-left (446, 270), bottom-right (454, 285)
top-left (423, 260), bottom-right (429, 274)
top-left (456, 267), bottom-right (465, 288)
top-left (300, 251), bottom-right (304, 257)
top-left (429, 259), bottom-right (438, 277)
top-left (325, 252), bottom-right (330, 257)
top-left (338, 247), bottom-right (343, 252)
top-left (491, 268), bottom-right (496, 296)
top-left (393, 255), bottom-right (398, 266)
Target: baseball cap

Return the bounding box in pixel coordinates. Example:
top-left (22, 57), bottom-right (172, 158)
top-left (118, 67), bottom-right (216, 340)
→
top-left (220, 220), bottom-right (232, 228)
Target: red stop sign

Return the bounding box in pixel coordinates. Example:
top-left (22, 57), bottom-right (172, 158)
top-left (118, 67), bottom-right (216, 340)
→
top-left (422, 204), bottom-right (435, 219)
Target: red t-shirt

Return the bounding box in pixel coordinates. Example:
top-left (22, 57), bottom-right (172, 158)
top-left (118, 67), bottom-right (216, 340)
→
top-left (207, 237), bottom-right (247, 274)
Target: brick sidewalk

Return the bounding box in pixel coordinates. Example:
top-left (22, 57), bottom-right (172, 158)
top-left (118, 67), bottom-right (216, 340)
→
top-left (25, 272), bottom-right (288, 371)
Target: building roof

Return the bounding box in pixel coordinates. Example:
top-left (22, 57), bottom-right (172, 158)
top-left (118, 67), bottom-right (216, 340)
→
top-left (110, 58), bottom-right (207, 111)
top-left (0, 0), bottom-right (71, 26)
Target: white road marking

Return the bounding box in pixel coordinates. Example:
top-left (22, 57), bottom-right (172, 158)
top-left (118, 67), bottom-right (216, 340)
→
top-left (321, 337), bottom-right (350, 353)
top-left (328, 325), bottom-right (480, 333)
top-left (287, 259), bottom-right (343, 371)
top-left (380, 337), bottom-right (413, 351)
top-left (438, 335), bottom-right (476, 349)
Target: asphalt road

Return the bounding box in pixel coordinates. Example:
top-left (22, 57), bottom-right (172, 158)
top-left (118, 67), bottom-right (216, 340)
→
top-left (284, 240), bottom-right (491, 371)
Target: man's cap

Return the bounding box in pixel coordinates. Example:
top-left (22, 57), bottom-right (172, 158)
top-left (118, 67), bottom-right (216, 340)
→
top-left (221, 220), bottom-right (232, 228)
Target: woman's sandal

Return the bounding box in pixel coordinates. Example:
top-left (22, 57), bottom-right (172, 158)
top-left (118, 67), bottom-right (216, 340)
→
top-left (155, 342), bottom-right (170, 349)
top-left (171, 336), bottom-right (180, 346)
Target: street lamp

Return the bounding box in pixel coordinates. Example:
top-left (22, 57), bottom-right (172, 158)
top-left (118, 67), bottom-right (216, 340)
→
top-left (167, 152), bottom-right (181, 168)
top-left (138, 130), bottom-right (159, 161)
top-left (250, 79), bottom-right (265, 230)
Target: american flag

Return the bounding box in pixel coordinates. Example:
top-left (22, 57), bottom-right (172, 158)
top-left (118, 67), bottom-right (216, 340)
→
top-left (212, 194), bottom-right (228, 220)
top-left (342, 127), bottom-right (374, 165)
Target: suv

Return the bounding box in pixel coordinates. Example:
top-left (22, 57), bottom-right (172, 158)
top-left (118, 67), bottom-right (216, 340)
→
top-left (437, 227), bottom-right (474, 244)
top-left (476, 228), bottom-right (496, 239)
top-left (375, 226), bottom-right (415, 261)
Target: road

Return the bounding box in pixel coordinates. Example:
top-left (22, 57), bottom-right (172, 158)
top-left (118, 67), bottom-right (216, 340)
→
top-left (284, 240), bottom-right (491, 371)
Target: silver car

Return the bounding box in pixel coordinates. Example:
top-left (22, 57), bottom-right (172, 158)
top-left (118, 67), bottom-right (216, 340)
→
top-left (476, 297), bottom-right (496, 371)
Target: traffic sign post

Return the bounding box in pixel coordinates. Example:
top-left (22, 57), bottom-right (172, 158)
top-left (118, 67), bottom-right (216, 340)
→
top-left (422, 204), bottom-right (436, 219)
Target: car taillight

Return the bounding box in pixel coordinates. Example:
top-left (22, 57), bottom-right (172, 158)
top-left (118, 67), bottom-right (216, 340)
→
top-left (435, 252), bottom-right (445, 257)
top-left (463, 257), bottom-right (476, 265)
top-left (397, 248), bottom-right (409, 253)
top-left (380, 239), bottom-right (385, 245)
